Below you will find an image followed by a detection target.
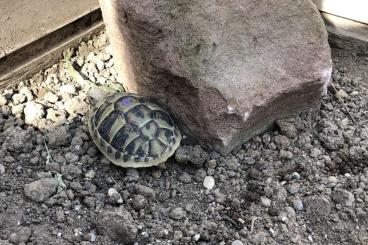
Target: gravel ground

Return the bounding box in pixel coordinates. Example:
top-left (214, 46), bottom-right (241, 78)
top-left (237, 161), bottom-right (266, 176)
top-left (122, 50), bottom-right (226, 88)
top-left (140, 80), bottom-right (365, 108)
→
top-left (0, 31), bottom-right (368, 245)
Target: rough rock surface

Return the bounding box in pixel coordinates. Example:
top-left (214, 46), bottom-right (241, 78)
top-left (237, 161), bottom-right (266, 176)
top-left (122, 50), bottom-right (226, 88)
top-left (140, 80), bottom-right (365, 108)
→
top-left (99, 0), bottom-right (332, 154)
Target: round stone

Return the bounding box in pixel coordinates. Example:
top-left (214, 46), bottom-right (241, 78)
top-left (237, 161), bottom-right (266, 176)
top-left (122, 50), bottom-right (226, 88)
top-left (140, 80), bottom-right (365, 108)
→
top-left (203, 176), bottom-right (215, 190)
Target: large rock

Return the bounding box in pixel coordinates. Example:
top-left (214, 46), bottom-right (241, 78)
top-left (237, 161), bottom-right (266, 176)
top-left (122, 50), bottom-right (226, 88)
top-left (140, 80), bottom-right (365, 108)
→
top-left (99, 0), bottom-right (332, 154)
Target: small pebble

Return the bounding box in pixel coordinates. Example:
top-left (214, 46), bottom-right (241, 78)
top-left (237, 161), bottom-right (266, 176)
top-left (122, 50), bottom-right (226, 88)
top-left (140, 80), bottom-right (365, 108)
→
top-left (293, 199), bottom-right (304, 211)
top-left (290, 172), bottom-right (300, 180)
top-left (328, 176), bottom-right (338, 184)
top-left (60, 84), bottom-right (76, 94)
top-left (231, 240), bottom-right (244, 245)
top-left (12, 93), bottom-right (26, 105)
top-left (173, 230), bottom-right (183, 240)
top-left (132, 194), bottom-right (147, 210)
top-left (24, 178), bottom-right (58, 202)
top-left (84, 196), bottom-right (96, 208)
top-left (332, 189), bottom-right (355, 207)
top-left (207, 159), bottom-right (217, 169)
top-left (85, 170), bottom-right (96, 180)
top-left (287, 183), bottom-right (300, 195)
top-left (192, 234), bottom-right (200, 241)
top-left (8, 227), bottom-right (32, 244)
top-left (169, 207), bottom-right (186, 220)
top-left (56, 210), bottom-right (65, 222)
top-left (24, 101), bottom-right (45, 125)
top-left (134, 184), bottom-right (155, 199)
top-left (43, 92), bottom-right (59, 103)
top-left (203, 176), bottom-right (215, 190)
top-left (0, 164), bottom-right (5, 175)
top-left (0, 94), bottom-right (7, 106)
top-left (260, 197), bottom-right (271, 207)
top-left (108, 188), bottom-right (123, 204)
top-left (280, 150), bottom-right (293, 159)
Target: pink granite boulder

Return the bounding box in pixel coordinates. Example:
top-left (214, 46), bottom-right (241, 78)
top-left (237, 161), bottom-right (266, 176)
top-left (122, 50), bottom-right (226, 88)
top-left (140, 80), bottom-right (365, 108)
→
top-left (99, 0), bottom-right (332, 154)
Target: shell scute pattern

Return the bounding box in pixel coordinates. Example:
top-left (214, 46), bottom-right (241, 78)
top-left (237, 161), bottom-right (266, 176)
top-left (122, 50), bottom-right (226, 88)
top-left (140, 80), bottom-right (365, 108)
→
top-left (88, 93), bottom-right (181, 168)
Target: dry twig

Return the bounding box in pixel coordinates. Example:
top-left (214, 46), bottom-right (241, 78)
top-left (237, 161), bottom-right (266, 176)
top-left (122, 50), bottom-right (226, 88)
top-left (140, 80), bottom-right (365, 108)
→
top-left (330, 82), bottom-right (357, 125)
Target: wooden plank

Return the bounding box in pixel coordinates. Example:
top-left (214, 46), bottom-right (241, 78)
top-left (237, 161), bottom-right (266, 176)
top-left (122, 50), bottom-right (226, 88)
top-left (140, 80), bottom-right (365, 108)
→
top-left (312, 0), bottom-right (368, 24)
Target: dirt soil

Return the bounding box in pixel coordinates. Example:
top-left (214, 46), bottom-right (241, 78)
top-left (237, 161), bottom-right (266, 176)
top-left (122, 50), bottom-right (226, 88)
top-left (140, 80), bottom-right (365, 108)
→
top-left (0, 31), bottom-right (368, 245)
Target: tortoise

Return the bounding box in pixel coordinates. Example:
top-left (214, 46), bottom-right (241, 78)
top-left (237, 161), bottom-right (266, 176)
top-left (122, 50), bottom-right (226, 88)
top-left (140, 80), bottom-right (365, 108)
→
top-left (88, 92), bottom-right (182, 168)
top-left (67, 62), bottom-right (182, 168)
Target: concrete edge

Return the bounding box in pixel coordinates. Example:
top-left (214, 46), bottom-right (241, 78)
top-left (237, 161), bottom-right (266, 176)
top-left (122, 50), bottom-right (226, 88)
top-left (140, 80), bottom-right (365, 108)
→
top-left (0, 9), bottom-right (104, 89)
top-left (321, 12), bottom-right (368, 54)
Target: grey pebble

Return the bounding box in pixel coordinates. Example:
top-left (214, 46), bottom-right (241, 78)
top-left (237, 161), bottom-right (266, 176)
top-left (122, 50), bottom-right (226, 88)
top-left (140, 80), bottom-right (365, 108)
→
top-left (169, 207), bottom-right (186, 220)
top-left (24, 178), bottom-right (58, 202)
top-left (260, 196), bottom-right (272, 207)
top-left (280, 150), bottom-right (293, 160)
top-left (56, 210), bottom-right (65, 223)
top-left (290, 172), bottom-right (301, 180)
top-left (95, 207), bottom-right (138, 243)
top-left (61, 164), bottom-right (82, 180)
top-left (134, 184), bottom-right (155, 199)
top-left (65, 152), bottom-right (79, 163)
top-left (275, 119), bottom-right (298, 138)
top-left (275, 187), bottom-right (287, 202)
top-left (227, 170), bottom-right (236, 178)
top-left (304, 196), bottom-right (331, 216)
top-left (8, 227), bottom-right (32, 244)
top-left (287, 183), bottom-right (300, 195)
top-left (293, 198), bottom-right (304, 211)
top-left (194, 169), bottom-right (206, 182)
top-left (332, 189), bottom-right (355, 207)
top-left (207, 159), bottom-right (217, 169)
top-left (0, 164), bottom-right (5, 175)
top-left (107, 188), bottom-right (123, 204)
top-left (84, 196), bottom-right (97, 208)
top-left (226, 157), bottom-right (240, 170)
top-left (132, 194), bottom-right (147, 210)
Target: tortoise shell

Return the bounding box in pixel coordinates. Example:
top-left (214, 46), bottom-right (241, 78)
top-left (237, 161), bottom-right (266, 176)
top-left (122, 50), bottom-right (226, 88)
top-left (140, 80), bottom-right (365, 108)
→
top-left (88, 92), bottom-right (182, 168)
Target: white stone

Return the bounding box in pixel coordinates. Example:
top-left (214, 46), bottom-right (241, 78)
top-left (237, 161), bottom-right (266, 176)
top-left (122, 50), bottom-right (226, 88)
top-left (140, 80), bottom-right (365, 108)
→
top-left (203, 176), bottom-right (215, 190)
top-left (24, 101), bottom-right (45, 125)
top-left (231, 240), bottom-right (244, 245)
top-left (59, 84), bottom-right (76, 94)
top-left (260, 196), bottom-right (271, 207)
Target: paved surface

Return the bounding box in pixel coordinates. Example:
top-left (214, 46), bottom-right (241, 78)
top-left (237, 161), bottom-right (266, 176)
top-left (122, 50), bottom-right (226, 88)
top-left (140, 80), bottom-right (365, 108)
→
top-left (0, 0), bottom-right (99, 58)
top-left (312, 0), bottom-right (368, 24)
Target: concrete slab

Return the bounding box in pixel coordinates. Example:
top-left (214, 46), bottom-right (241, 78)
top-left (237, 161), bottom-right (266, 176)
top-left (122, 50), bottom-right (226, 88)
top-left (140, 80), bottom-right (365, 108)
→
top-left (0, 0), bottom-right (99, 58)
top-left (312, 0), bottom-right (368, 24)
